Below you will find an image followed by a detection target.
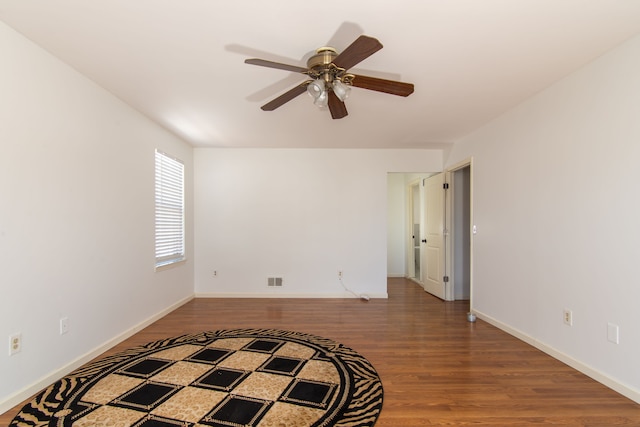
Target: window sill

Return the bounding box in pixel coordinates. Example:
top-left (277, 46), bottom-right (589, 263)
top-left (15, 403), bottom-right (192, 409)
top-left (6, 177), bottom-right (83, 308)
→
top-left (155, 258), bottom-right (187, 272)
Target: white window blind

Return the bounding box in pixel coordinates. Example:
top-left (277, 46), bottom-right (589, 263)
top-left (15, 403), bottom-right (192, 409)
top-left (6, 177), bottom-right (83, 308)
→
top-left (155, 150), bottom-right (185, 267)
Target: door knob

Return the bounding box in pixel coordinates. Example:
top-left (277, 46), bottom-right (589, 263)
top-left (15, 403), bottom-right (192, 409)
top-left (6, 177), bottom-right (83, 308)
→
top-left (421, 239), bottom-right (427, 243)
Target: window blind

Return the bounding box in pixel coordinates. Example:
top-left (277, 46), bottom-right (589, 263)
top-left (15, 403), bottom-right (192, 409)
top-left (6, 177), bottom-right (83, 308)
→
top-left (155, 150), bottom-right (185, 267)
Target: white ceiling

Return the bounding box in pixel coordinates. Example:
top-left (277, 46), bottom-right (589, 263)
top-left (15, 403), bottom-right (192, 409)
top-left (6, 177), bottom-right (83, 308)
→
top-left (2, 0), bottom-right (640, 149)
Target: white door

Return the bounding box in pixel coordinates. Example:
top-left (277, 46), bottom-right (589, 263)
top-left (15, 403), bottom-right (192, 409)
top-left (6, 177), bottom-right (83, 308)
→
top-left (422, 173), bottom-right (446, 299)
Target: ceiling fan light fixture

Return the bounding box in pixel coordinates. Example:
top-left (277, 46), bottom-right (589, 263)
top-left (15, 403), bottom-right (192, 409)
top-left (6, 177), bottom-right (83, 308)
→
top-left (307, 79), bottom-right (325, 100)
top-left (314, 88), bottom-right (329, 108)
top-left (332, 79), bottom-right (351, 102)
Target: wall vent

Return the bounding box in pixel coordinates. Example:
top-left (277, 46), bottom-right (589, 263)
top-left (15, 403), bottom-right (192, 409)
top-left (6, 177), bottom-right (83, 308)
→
top-left (267, 277), bottom-right (283, 287)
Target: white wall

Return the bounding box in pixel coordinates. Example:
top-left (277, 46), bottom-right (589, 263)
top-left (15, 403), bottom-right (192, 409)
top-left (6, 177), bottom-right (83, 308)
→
top-left (446, 34), bottom-right (640, 401)
top-left (0, 22), bottom-right (194, 410)
top-left (194, 149), bottom-right (442, 298)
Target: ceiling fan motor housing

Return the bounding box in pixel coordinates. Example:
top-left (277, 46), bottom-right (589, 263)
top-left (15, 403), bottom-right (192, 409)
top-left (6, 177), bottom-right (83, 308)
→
top-left (307, 47), bottom-right (337, 71)
top-left (306, 47), bottom-right (351, 84)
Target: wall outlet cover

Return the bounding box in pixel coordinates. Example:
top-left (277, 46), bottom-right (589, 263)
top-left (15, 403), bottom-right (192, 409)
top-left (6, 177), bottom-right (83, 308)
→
top-left (9, 333), bottom-right (22, 356)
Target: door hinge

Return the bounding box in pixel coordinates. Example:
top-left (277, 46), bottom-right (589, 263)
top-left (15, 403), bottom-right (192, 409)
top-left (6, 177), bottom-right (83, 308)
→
top-left (443, 183), bottom-right (449, 190)
top-left (443, 275), bottom-right (449, 283)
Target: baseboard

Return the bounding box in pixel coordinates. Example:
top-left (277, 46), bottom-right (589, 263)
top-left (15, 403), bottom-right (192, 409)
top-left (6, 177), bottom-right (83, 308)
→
top-left (195, 292), bottom-right (388, 299)
top-left (474, 310), bottom-right (640, 404)
top-left (0, 294), bottom-right (194, 416)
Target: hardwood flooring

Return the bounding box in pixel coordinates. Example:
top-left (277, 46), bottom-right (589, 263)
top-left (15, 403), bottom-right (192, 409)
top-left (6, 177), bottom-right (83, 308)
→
top-left (2, 278), bottom-right (639, 425)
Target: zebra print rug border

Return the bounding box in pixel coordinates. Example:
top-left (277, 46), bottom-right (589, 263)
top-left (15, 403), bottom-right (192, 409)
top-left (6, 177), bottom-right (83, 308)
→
top-left (10, 329), bottom-right (383, 426)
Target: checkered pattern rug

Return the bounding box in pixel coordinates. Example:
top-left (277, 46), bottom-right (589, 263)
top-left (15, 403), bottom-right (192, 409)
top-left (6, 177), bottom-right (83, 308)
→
top-left (10, 329), bottom-right (383, 426)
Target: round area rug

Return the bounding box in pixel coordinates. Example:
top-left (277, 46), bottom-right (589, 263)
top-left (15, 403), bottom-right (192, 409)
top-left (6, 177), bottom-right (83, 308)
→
top-left (11, 329), bottom-right (383, 426)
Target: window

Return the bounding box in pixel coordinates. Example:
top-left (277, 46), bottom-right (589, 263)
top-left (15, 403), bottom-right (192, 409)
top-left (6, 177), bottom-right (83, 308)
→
top-left (155, 149), bottom-right (185, 268)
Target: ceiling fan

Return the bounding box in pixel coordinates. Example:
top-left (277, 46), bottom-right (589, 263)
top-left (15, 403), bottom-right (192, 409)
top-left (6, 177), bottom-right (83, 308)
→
top-left (245, 35), bottom-right (414, 119)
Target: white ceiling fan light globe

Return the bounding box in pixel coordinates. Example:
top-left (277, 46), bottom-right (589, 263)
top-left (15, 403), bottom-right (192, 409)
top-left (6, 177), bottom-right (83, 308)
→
top-left (332, 80), bottom-right (351, 102)
top-left (314, 89), bottom-right (329, 108)
top-left (307, 79), bottom-right (325, 99)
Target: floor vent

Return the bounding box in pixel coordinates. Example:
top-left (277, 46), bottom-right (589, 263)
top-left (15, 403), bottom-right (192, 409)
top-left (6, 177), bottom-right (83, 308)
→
top-left (267, 277), bottom-right (283, 287)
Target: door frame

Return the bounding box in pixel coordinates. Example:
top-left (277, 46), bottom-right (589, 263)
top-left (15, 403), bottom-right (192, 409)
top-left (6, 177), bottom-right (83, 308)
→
top-left (444, 158), bottom-right (474, 307)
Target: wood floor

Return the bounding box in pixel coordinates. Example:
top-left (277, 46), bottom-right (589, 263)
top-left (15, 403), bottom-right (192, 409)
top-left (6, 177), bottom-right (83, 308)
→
top-left (2, 278), bottom-right (640, 425)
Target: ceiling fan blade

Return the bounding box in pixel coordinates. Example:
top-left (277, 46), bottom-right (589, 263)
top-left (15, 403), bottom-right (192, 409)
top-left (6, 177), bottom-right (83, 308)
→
top-left (350, 74), bottom-right (414, 97)
top-left (328, 91), bottom-right (348, 119)
top-left (332, 35), bottom-right (383, 70)
top-left (261, 83), bottom-right (308, 111)
top-left (245, 58), bottom-right (308, 74)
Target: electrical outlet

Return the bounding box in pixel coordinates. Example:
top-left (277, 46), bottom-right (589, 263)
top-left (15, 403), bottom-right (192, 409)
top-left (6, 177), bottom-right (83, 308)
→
top-left (338, 270), bottom-right (343, 279)
top-left (563, 309), bottom-right (573, 326)
top-left (213, 270), bottom-right (218, 277)
top-left (9, 333), bottom-right (22, 356)
top-left (60, 317), bottom-right (69, 335)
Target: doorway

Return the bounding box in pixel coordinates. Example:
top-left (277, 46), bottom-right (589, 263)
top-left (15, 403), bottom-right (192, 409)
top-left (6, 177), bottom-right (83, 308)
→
top-left (387, 168), bottom-right (472, 304)
top-left (386, 173), bottom-right (431, 282)
top-left (450, 165), bottom-right (471, 301)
